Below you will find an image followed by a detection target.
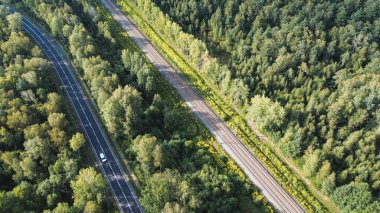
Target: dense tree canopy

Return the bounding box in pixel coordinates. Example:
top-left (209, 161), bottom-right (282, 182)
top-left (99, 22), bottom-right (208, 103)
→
top-left (2, 0), bottom-right (271, 212)
top-left (70, 167), bottom-right (107, 210)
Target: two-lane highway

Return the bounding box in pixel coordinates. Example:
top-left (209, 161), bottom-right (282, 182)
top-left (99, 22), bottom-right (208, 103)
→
top-left (101, 0), bottom-right (305, 212)
top-left (11, 8), bottom-right (143, 213)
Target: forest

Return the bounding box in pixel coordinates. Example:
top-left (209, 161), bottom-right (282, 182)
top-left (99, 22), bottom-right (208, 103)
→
top-left (0, 8), bottom-right (109, 212)
top-left (123, 0), bottom-right (380, 212)
top-left (0, 0), bottom-right (271, 212)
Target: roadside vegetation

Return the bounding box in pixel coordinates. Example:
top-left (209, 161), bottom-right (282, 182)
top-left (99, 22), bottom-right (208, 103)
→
top-left (3, 0), bottom-right (272, 212)
top-left (115, 0), bottom-right (380, 212)
top-left (0, 8), bottom-right (109, 212)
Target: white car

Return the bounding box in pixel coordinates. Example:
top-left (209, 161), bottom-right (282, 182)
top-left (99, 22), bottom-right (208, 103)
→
top-left (99, 153), bottom-right (107, 162)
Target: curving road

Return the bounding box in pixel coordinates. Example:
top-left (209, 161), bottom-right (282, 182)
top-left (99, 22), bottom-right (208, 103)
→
top-left (101, 0), bottom-right (305, 212)
top-left (11, 8), bottom-right (143, 213)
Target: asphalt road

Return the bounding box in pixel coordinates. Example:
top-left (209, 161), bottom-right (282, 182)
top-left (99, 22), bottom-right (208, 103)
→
top-left (13, 9), bottom-right (144, 213)
top-left (101, 0), bottom-right (306, 212)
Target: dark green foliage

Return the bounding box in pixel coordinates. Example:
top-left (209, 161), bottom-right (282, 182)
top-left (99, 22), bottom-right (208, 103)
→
top-left (332, 182), bottom-right (379, 213)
